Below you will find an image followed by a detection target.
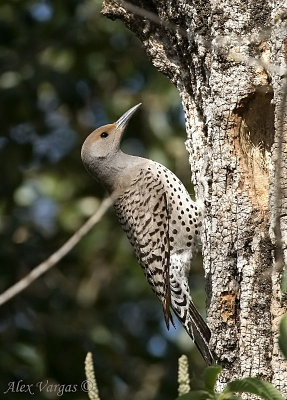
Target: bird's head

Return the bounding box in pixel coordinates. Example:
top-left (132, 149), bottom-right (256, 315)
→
top-left (81, 103), bottom-right (141, 180)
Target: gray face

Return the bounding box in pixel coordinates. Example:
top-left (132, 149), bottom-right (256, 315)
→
top-left (81, 104), bottom-right (141, 180)
top-left (81, 123), bottom-right (119, 161)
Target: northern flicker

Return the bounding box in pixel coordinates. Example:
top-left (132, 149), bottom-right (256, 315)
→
top-left (81, 104), bottom-right (214, 364)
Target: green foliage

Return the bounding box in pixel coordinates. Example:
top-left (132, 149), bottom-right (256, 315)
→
top-left (281, 265), bottom-right (287, 293)
top-left (223, 378), bottom-right (284, 400)
top-left (279, 313), bottom-right (287, 359)
top-left (177, 362), bottom-right (284, 400)
top-left (203, 365), bottom-right (222, 393)
top-left (177, 390), bottom-right (220, 400)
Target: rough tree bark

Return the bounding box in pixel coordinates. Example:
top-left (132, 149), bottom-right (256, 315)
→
top-left (101, 0), bottom-right (287, 396)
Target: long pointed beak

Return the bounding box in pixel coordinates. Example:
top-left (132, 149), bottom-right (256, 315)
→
top-left (116, 103), bottom-right (142, 130)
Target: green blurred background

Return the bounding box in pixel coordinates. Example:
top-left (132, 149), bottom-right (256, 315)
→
top-left (0, 1), bottom-right (207, 399)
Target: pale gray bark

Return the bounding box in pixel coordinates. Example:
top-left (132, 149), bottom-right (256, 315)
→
top-left (102, 0), bottom-right (287, 396)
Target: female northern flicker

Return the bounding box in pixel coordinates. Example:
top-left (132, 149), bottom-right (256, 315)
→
top-left (81, 104), bottom-right (214, 364)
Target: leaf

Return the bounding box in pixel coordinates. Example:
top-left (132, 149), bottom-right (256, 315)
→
top-left (218, 394), bottom-right (243, 400)
top-left (176, 390), bottom-right (215, 400)
top-left (203, 365), bottom-right (222, 392)
top-left (281, 265), bottom-right (287, 293)
top-left (223, 377), bottom-right (284, 400)
top-left (278, 313), bottom-right (287, 359)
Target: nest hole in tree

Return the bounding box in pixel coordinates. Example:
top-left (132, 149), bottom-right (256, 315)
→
top-left (232, 86), bottom-right (275, 210)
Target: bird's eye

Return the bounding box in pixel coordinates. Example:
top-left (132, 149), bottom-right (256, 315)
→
top-left (100, 132), bottom-right (109, 138)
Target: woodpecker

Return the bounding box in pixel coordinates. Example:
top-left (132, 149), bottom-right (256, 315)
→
top-left (81, 104), bottom-right (214, 364)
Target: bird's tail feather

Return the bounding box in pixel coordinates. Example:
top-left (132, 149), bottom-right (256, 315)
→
top-left (175, 301), bottom-right (215, 365)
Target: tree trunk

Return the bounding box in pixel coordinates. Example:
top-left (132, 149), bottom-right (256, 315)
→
top-left (101, 0), bottom-right (287, 396)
